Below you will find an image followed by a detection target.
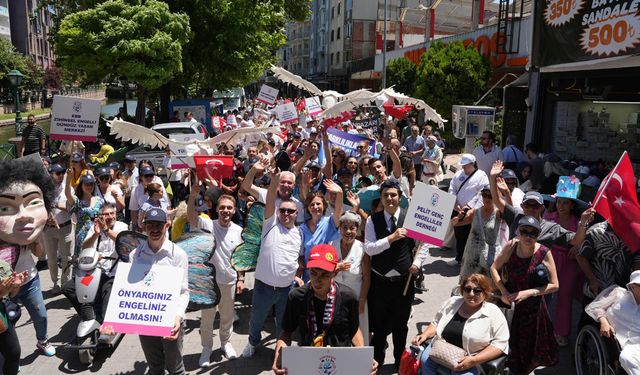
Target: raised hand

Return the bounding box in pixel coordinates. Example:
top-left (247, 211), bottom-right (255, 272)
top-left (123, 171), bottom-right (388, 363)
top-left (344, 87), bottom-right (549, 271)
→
top-left (490, 160), bottom-right (504, 178)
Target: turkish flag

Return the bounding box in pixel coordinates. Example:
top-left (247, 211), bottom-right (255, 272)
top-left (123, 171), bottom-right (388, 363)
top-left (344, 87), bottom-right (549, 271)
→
top-left (212, 116), bottom-right (226, 131)
top-left (383, 103), bottom-right (414, 119)
top-left (322, 111), bottom-right (353, 130)
top-left (194, 155), bottom-right (234, 182)
top-left (593, 152), bottom-right (640, 252)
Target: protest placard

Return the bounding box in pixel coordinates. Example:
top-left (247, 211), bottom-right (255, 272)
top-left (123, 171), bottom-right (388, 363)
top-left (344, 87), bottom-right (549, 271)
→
top-left (103, 262), bottom-right (184, 337)
top-left (282, 346), bottom-right (374, 375)
top-left (352, 117), bottom-right (380, 130)
top-left (168, 133), bottom-right (205, 169)
top-left (49, 96), bottom-right (101, 142)
top-left (256, 84), bottom-right (279, 105)
top-left (275, 102), bottom-right (298, 125)
top-left (326, 127), bottom-right (375, 156)
top-left (404, 182), bottom-right (456, 246)
top-left (305, 96), bottom-right (322, 116)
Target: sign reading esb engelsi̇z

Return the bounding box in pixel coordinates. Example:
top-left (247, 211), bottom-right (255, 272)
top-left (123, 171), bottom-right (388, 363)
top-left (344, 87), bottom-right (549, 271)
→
top-left (103, 262), bottom-right (183, 337)
top-left (50, 96), bottom-right (102, 142)
top-left (404, 182), bottom-right (455, 246)
top-left (537, 0), bottom-right (640, 66)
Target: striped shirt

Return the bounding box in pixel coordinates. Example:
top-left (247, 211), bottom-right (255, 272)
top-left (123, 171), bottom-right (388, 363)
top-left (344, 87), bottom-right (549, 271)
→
top-left (21, 124), bottom-right (45, 155)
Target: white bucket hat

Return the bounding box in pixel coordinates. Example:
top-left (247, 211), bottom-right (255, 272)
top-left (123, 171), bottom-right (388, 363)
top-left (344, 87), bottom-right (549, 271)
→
top-left (627, 270), bottom-right (640, 290)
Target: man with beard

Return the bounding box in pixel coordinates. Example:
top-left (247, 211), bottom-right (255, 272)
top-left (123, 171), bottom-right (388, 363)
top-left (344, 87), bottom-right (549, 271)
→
top-left (61, 203), bottom-right (127, 321)
top-left (271, 244), bottom-right (378, 374)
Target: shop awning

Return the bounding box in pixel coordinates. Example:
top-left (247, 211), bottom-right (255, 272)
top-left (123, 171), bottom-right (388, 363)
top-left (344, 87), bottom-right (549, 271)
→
top-left (504, 72), bottom-right (529, 87)
top-left (540, 55), bottom-right (640, 73)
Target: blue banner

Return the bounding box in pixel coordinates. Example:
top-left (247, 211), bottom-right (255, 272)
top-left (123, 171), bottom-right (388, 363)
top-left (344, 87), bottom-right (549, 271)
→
top-left (326, 127), bottom-right (376, 157)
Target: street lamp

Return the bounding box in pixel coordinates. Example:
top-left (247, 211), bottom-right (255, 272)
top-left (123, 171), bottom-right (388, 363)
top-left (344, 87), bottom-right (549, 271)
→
top-left (7, 69), bottom-right (24, 136)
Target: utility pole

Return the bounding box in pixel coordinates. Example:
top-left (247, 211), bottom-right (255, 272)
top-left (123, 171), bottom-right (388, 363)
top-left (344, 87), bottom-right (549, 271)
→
top-left (382, 0), bottom-right (387, 88)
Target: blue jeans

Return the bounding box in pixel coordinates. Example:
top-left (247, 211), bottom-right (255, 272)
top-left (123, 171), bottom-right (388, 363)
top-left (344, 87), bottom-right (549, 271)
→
top-left (248, 279), bottom-right (291, 346)
top-left (12, 274), bottom-right (48, 342)
top-left (420, 342), bottom-right (478, 375)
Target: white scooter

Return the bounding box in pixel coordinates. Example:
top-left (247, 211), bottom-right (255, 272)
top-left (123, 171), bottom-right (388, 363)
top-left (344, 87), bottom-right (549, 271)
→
top-left (57, 231), bottom-right (145, 365)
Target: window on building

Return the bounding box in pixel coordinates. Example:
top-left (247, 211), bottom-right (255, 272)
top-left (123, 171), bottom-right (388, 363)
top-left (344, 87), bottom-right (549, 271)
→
top-left (338, 3), bottom-right (341, 15)
top-left (331, 6), bottom-right (334, 19)
top-left (331, 30), bottom-right (334, 41)
top-left (331, 53), bottom-right (334, 65)
top-left (337, 52), bottom-right (340, 64)
top-left (337, 27), bottom-right (341, 39)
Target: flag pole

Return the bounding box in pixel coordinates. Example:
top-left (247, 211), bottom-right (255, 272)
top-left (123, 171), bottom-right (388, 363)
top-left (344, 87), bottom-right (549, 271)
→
top-left (592, 151), bottom-right (627, 207)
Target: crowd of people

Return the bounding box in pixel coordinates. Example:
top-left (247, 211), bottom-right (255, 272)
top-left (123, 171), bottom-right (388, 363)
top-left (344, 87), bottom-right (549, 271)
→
top-left (1, 96), bottom-right (640, 375)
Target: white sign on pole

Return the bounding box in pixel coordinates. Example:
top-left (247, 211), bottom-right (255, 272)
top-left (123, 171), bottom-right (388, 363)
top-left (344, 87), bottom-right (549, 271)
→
top-left (103, 262), bottom-right (183, 337)
top-left (404, 182), bottom-right (456, 246)
top-left (275, 102), bottom-right (298, 125)
top-left (168, 133), bottom-right (205, 169)
top-left (50, 96), bottom-right (101, 142)
top-left (282, 346), bottom-right (374, 375)
top-left (256, 84), bottom-right (279, 105)
top-left (305, 96), bottom-right (322, 116)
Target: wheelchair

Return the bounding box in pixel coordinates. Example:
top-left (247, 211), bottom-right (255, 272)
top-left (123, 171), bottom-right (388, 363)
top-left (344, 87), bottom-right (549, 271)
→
top-left (410, 342), bottom-right (508, 375)
top-left (574, 323), bottom-right (627, 375)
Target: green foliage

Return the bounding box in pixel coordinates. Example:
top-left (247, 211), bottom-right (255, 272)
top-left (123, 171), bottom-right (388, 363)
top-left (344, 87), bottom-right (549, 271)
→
top-left (414, 41), bottom-right (491, 149)
top-left (386, 57), bottom-right (417, 96)
top-left (55, 0), bottom-right (190, 90)
top-left (0, 38), bottom-right (43, 90)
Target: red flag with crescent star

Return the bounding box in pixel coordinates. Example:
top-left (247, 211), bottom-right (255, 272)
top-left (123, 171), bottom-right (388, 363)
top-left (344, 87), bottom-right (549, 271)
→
top-left (593, 152), bottom-right (640, 252)
top-left (194, 155), bottom-right (234, 183)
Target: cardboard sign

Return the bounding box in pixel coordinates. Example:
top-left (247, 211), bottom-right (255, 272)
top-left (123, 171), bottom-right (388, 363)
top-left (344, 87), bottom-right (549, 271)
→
top-left (256, 84), bottom-right (279, 105)
top-left (275, 102), bottom-right (298, 125)
top-left (168, 133), bottom-right (205, 169)
top-left (282, 346), bottom-right (374, 375)
top-left (326, 127), bottom-right (375, 156)
top-left (50, 96), bottom-right (101, 142)
top-left (404, 182), bottom-right (456, 246)
top-left (305, 96), bottom-right (323, 116)
top-left (103, 262), bottom-right (184, 337)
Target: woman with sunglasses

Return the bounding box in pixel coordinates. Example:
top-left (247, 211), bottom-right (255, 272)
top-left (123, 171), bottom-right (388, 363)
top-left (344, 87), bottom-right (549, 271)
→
top-left (490, 216), bottom-right (559, 375)
top-left (455, 186), bottom-right (508, 281)
top-left (94, 167), bottom-right (125, 212)
top-left (412, 273), bottom-right (509, 375)
top-left (65, 172), bottom-right (104, 256)
top-left (68, 152), bottom-right (91, 189)
top-left (332, 149), bottom-right (347, 173)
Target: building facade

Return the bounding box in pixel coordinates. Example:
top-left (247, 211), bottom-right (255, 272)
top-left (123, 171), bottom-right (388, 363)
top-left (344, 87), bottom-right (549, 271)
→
top-left (9, 0), bottom-right (55, 68)
top-left (0, 0), bottom-right (10, 41)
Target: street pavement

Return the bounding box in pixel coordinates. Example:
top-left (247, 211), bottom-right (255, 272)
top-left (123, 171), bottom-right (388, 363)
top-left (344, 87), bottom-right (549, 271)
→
top-left (10, 155), bottom-right (579, 375)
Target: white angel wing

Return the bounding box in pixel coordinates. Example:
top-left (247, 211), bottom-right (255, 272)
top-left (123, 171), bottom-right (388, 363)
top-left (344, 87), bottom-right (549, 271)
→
top-left (339, 88), bottom-right (374, 101)
top-left (321, 90), bottom-right (380, 118)
top-left (199, 127), bottom-right (269, 148)
top-left (381, 88), bottom-right (447, 128)
top-left (270, 65), bottom-right (322, 95)
top-left (108, 119), bottom-right (171, 149)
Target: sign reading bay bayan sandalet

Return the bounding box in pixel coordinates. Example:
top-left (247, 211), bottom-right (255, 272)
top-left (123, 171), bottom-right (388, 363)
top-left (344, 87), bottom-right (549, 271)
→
top-left (50, 96), bottom-right (102, 142)
top-left (404, 182), bottom-right (456, 246)
top-left (537, 0), bottom-right (640, 66)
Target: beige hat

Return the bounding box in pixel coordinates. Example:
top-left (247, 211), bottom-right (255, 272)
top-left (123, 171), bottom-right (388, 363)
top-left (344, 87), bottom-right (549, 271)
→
top-left (627, 270), bottom-right (640, 290)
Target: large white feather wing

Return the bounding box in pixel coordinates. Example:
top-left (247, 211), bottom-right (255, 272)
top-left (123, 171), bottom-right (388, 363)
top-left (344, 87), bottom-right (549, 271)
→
top-left (108, 119), bottom-right (171, 149)
top-left (382, 88), bottom-right (447, 128)
top-left (200, 127), bottom-right (269, 148)
top-left (270, 65), bottom-right (322, 95)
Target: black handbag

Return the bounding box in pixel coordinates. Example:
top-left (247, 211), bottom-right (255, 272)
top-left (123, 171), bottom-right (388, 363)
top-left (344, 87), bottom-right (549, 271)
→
top-left (3, 299), bottom-right (21, 325)
top-left (529, 262), bottom-right (550, 288)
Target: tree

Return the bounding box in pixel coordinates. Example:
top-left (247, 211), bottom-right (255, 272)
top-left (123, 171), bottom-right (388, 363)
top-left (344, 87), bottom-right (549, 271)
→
top-left (0, 38), bottom-right (42, 90)
top-left (54, 0), bottom-right (190, 124)
top-left (414, 41), bottom-right (491, 149)
top-left (43, 65), bottom-right (65, 90)
top-left (386, 57), bottom-right (417, 96)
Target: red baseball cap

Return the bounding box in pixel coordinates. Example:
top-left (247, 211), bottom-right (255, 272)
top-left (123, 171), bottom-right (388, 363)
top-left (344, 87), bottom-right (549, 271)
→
top-left (307, 244), bottom-right (338, 272)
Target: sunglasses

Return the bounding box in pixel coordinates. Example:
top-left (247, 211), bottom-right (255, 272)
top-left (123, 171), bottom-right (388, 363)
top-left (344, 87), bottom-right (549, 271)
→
top-left (279, 208), bottom-right (297, 215)
top-left (54, 171), bottom-right (65, 176)
top-left (347, 161), bottom-right (358, 165)
top-left (523, 202), bottom-right (542, 209)
top-left (519, 229), bottom-right (540, 238)
top-left (463, 287), bottom-right (483, 295)
top-left (143, 174), bottom-right (155, 178)
top-left (99, 176), bottom-right (111, 181)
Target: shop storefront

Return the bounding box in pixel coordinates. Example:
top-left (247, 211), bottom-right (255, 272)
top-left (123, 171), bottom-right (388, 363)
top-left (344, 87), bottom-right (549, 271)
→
top-left (530, 0), bottom-right (640, 163)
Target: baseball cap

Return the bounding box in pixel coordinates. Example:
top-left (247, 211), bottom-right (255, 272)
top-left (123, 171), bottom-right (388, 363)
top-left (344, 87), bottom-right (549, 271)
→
top-left (310, 127), bottom-right (318, 134)
top-left (109, 162), bottom-right (121, 171)
top-left (458, 154), bottom-right (476, 166)
top-left (71, 152), bottom-right (84, 162)
top-left (427, 135), bottom-right (438, 142)
top-left (517, 215), bottom-right (541, 231)
top-left (95, 167), bottom-right (110, 177)
top-left (80, 174), bottom-right (96, 184)
top-left (49, 164), bottom-right (65, 173)
top-left (307, 244), bottom-right (338, 272)
top-left (501, 169), bottom-right (518, 180)
top-left (140, 166), bottom-right (155, 176)
top-left (144, 208), bottom-right (167, 223)
top-left (292, 132), bottom-right (302, 139)
top-left (195, 197), bottom-right (209, 212)
top-left (337, 167), bottom-right (353, 177)
top-left (523, 191), bottom-right (544, 205)
top-left (123, 154), bottom-right (136, 162)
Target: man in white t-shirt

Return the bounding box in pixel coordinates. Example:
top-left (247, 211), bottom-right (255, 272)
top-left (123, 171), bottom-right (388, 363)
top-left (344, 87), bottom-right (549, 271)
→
top-left (241, 160), bottom-right (304, 223)
top-left (472, 130), bottom-right (503, 176)
top-left (187, 185), bottom-right (244, 366)
top-left (242, 171), bottom-right (304, 358)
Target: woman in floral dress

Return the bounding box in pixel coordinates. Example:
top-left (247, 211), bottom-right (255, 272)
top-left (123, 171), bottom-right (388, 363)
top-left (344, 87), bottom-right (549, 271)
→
top-left (490, 216), bottom-right (560, 375)
top-left (65, 172), bottom-right (104, 255)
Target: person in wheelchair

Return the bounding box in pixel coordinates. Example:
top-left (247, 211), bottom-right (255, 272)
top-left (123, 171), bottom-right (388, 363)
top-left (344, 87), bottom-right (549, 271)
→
top-left (62, 203), bottom-right (128, 321)
top-left (412, 273), bottom-right (509, 375)
top-left (585, 270), bottom-right (640, 374)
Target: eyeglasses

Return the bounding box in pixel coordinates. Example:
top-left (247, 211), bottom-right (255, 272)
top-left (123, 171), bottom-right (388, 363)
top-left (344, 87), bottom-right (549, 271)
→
top-left (463, 287), bottom-right (483, 295)
top-left (53, 171), bottom-right (65, 176)
top-left (279, 208), bottom-right (297, 215)
top-left (519, 229), bottom-right (540, 238)
top-left (143, 174), bottom-right (155, 178)
top-left (99, 176), bottom-right (111, 181)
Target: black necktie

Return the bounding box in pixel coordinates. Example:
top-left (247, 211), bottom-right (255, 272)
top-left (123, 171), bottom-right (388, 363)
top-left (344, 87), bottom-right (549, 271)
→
top-left (390, 215), bottom-right (397, 232)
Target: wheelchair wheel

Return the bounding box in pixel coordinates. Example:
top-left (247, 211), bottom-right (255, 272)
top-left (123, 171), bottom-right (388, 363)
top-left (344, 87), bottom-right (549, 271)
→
top-left (575, 325), bottom-right (611, 375)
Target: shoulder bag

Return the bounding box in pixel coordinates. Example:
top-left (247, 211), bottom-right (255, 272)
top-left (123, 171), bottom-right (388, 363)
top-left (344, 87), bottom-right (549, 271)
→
top-left (429, 336), bottom-right (467, 370)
